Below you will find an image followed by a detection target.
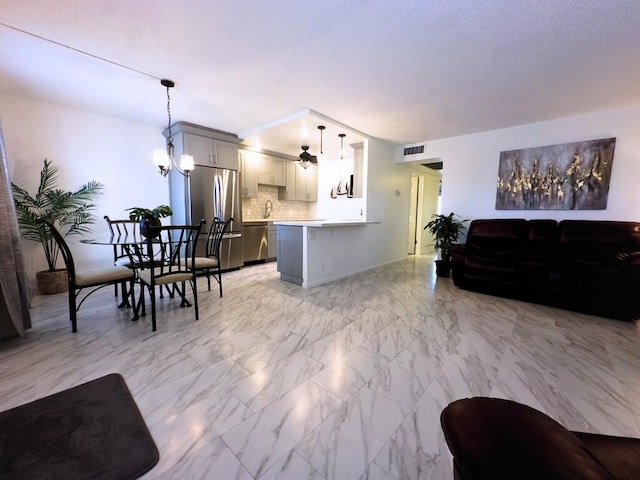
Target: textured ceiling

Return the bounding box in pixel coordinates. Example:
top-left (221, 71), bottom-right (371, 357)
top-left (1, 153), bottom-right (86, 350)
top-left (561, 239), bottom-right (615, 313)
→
top-left (1, 0), bottom-right (639, 157)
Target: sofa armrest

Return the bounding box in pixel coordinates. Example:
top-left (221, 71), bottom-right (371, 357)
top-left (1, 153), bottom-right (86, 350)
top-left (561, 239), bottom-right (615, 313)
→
top-left (450, 244), bottom-right (467, 287)
top-left (441, 398), bottom-right (614, 479)
top-left (450, 243), bottom-right (466, 262)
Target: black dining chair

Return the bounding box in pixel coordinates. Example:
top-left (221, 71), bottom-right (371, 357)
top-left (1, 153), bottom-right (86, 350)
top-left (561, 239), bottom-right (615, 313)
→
top-left (187, 217), bottom-right (232, 297)
top-left (103, 215), bottom-right (140, 300)
top-left (135, 220), bottom-right (204, 331)
top-left (104, 215), bottom-right (175, 302)
top-left (37, 218), bottom-right (136, 333)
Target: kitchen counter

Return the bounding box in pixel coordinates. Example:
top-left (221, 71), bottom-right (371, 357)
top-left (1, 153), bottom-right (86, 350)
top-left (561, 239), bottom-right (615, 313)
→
top-left (241, 218), bottom-right (324, 262)
top-left (242, 218), bottom-right (323, 223)
top-left (273, 220), bottom-right (378, 227)
top-left (275, 220), bottom-right (382, 287)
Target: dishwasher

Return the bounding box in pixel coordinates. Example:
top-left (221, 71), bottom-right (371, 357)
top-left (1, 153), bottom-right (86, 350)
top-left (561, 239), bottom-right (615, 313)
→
top-left (242, 222), bottom-right (268, 264)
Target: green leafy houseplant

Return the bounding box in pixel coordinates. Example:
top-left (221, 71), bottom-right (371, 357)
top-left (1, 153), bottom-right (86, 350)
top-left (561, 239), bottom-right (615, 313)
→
top-left (125, 205), bottom-right (173, 238)
top-left (424, 212), bottom-right (468, 276)
top-left (12, 159), bottom-right (103, 293)
top-left (125, 205), bottom-right (173, 222)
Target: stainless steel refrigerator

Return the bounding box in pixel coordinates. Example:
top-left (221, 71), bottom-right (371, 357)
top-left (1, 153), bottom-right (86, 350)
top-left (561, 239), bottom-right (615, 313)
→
top-left (169, 166), bottom-right (243, 270)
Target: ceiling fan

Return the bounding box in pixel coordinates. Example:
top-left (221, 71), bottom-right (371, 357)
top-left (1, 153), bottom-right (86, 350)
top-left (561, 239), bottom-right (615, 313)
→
top-left (298, 145), bottom-right (317, 169)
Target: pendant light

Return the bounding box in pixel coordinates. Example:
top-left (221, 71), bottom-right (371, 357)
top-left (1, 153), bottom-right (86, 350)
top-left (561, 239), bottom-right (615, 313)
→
top-left (317, 125), bottom-right (326, 161)
top-left (339, 133), bottom-right (346, 159)
top-left (153, 79), bottom-right (194, 177)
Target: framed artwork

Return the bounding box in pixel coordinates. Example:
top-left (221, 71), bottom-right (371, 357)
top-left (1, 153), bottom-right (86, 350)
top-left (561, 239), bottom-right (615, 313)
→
top-left (495, 137), bottom-right (616, 210)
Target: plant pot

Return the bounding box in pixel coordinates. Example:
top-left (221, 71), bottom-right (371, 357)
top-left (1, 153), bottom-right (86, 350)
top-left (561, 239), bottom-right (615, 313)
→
top-left (140, 217), bottom-right (161, 238)
top-left (435, 259), bottom-right (451, 278)
top-left (36, 269), bottom-right (69, 294)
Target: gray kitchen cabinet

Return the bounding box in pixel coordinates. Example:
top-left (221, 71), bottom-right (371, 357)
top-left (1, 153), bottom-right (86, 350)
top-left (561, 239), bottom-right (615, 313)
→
top-left (267, 222), bottom-right (277, 259)
top-left (273, 159), bottom-right (286, 186)
top-left (240, 150), bottom-right (258, 198)
top-left (297, 165), bottom-right (318, 202)
top-left (258, 155), bottom-right (286, 186)
top-left (184, 134), bottom-right (238, 170)
top-left (212, 140), bottom-right (238, 169)
top-left (167, 122), bottom-right (241, 172)
top-left (276, 225), bottom-right (303, 284)
top-left (185, 133), bottom-right (214, 167)
top-left (279, 162), bottom-right (317, 202)
top-left (280, 162), bottom-right (298, 200)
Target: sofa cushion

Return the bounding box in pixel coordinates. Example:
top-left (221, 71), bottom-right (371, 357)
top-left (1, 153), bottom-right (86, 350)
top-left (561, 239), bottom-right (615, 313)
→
top-left (466, 219), bottom-right (528, 256)
top-left (441, 397), bottom-right (615, 480)
top-left (464, 219), bottom-right (528, 285)
top-left (526, 219), bottom-right (559, 254)
top-left (559, 220), bottom-right (640, 262)
top-left (517, 220), bottom-right (561, 287)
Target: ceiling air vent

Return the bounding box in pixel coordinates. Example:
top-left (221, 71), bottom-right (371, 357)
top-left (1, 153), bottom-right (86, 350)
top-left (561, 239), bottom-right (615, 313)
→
top-left (404, 145), bottom-right (425, 156)
top-left (422, 162), bottom-right (443, 170)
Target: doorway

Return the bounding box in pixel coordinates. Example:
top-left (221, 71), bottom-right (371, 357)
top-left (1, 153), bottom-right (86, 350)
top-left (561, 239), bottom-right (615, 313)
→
top-left (407, 169), bottom-right (441, 256)
top-left (408, 175), bottom-right (420, 254)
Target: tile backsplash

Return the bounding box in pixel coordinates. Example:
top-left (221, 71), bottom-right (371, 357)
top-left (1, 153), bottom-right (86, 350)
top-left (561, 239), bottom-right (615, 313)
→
top-left (242, 185), bottom-right (311, 220)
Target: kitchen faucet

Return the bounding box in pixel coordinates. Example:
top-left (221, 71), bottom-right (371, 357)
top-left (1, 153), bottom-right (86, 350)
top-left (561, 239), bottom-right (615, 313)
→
top-left (264, 199), bottom-right (273, 218)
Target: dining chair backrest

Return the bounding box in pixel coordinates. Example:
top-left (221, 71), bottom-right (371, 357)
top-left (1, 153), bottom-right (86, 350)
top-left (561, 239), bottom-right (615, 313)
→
top-left (104, 216), bottom-right (140, 237)
top-left (206, 217), bottom-right (232, 259)
top-left (103, 215), bottom-right (143, 266)
top-left (142, 220), bottom-right (205, 285)
top-left (37, 218), bottom-right (76, 281)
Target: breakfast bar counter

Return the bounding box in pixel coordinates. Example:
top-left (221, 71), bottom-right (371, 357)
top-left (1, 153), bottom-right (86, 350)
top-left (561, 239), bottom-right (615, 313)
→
top-left (273, 220), bottom-right (377, 227)
top-left (274, 220), bottom-right (380, 287)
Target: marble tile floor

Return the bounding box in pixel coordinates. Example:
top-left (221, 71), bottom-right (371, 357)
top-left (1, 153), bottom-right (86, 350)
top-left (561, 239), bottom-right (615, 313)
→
top-left (2, 256), bottom-right (640, 479)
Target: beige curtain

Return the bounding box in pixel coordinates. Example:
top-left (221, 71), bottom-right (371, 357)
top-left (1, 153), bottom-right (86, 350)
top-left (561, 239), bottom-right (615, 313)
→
top-left (0, 119), bottom-right (31, 338)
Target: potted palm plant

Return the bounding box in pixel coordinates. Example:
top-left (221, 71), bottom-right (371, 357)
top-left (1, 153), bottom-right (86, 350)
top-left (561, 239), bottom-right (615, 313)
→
top-left (125, 205), bottom-right (173, 238)
top-left (12, 159), bottom-right (103, 294)
top-left (424, 212), bottom-right (468, 277)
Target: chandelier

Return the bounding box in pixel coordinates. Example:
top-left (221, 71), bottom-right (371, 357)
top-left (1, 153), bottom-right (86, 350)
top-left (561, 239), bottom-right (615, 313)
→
top-left (152, 79), bottom-right (194, 177)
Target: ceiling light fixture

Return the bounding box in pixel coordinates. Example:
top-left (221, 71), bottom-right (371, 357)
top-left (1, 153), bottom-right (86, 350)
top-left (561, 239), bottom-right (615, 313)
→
top-left (153, 79), bottom-right (194, 177)
top-left (317, 125), bottom-right (326, 161)
top-left (298, 145), bottom-right (315, 169)
top-left (339, 133), bottom-right (346, 159)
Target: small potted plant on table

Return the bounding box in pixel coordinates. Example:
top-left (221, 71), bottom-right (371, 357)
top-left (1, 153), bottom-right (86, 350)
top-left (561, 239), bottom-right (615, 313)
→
top-left (424, 212), bottom-right (468, 277)
top-left (125, 205), bottom-right (173, 238)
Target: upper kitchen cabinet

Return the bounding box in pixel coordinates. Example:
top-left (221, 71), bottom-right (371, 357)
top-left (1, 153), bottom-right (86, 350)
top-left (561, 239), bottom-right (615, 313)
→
top-left (298, 165), bottom-right (318, 202)
top-left (239, 149), bottom-right (259, 198)
top-left (186, 133), bottom-right (238, 169)
top-left (280, 162), bottom-right (317, 202)
top-left (258, 155), bottom-right (286, 186)
top-left (281, 162), bottom-right (298, 201)
top-left (165, 122), bottom-right (241, 171)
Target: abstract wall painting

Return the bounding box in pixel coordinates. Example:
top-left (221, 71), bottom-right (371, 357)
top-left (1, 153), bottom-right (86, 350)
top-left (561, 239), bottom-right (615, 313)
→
top-left (495, 137), bottom-right (616, 210)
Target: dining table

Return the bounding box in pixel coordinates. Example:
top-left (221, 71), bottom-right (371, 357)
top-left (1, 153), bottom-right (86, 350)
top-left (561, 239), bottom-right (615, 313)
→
top-left (81, 231), bottom-right (224, 317)
top-left (80, 234), bottom-right (156, 318)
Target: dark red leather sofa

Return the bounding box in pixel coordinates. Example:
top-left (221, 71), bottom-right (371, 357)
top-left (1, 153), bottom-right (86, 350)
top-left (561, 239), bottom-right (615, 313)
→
top-left (441, 397), bottom-right (640, 479)
top-left (450, 219), bottom-right (640, 320)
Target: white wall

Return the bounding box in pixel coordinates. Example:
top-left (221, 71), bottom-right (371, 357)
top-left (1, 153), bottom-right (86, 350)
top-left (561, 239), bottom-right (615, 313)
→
top-left (417, 104), bottom-right (640, 224)
top-left (1, 93), bottom-right (169, 279)
top-left (365, 138), bottom-right (412, 264)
